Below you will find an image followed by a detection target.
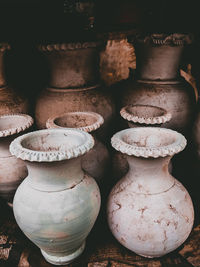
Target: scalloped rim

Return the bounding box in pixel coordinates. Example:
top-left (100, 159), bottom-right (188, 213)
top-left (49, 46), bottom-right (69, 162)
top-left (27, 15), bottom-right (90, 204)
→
top-left (0, 43), bottom-right (11, 52)
top-left (129, 33), bottom-right (193, 46)
top-left (38, 41), bottom-right (101, 51)
top-left (46, 111), bottom-right (104, 133)
top-left (111, 127), bottom-right (187, 158)
top-left (120, 105), bottom-right (172, 125)
top-left (0, 114), bottom-right (34, 138)
top-left (9, 129), bottom-right (94, 162)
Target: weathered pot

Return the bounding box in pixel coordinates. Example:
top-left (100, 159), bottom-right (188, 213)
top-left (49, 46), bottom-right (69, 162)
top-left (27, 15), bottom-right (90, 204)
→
top-left (0, 114), bottom-right (33, 204)
top-left (112, 105), bottom-right (172, 180)
top-left (38, 42), bottom-right (102, 88)
top-left (0, 43), bottom-right (29, 115)
top-left (122, 34), bottom-right (196, 134)
top-left (46, 111), bottom-right (110, 185)
top-left (10, 129), bottom-right (101, 265)
top-left (35, 85), bottom-right (115, 140)
top-left (108, 127), bottom-right (194, 258)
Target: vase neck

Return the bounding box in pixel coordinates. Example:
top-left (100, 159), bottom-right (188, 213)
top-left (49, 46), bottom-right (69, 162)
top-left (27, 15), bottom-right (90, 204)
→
top-left (134, 43), bottom-right (184, 81)
top-left (125, 155), bottom-right (174, 194)
top-left (0, 136), bottom-right (14, 157)
top-left (26, 157), bottom-right (84, 192)
top-left (0, 52), bottom-right (6, 87)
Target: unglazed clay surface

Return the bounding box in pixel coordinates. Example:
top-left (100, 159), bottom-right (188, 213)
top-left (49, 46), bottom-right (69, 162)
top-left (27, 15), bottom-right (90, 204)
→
top-left (108, 127), bottom-right (194, 258)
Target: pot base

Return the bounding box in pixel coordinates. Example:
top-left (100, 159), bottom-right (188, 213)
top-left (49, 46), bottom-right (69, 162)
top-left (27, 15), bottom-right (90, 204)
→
top-left (41, 241), bottom-right (85, 265)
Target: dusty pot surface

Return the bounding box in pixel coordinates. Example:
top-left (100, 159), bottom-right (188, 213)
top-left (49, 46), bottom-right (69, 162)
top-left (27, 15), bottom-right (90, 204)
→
top-left (38, 42), bottom-right (102, 88)
top-left (46, 111), bottom-right (110, 184)
top-left (10, 129), bottom-right (101, 265)
top-left (35, 85), bottom-right (116, 141)
top-left (108, 127), bottom-right (194, 258)
top-left (0, 114), bottom-right (33, 203)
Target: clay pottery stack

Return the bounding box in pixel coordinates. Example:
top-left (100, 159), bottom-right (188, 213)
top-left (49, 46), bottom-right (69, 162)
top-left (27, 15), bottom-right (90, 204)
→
top-left (46, 111), bottom-right (110, 186)
top-left (108, 127), bottom-right (194, 258)
top-left (0, 43), bottom-right (29, 115)
top-left (0, 114), bottom-right (33, 205)
top-left (10, 128), bottom-right (101, 265)
top-left (112, 104), bottom-right (172, 180)
top-left (35, 42), bottom-right (115, 140)
top-left (121, 33), bottom-right (196, 135)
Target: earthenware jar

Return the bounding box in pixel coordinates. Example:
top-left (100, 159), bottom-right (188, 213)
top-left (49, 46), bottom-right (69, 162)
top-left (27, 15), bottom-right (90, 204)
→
top-left (0, 43), bottom-right (29, 115)
top-left (108, 127), bottom-right (194, 258)
top-left (122, 33), bottom-right (196, 134)
top-left (10, 129), bottom-right (101, 265)
top-left (46, 111), bottom-right (110, 185)
top-left (0, 114), bottom-right (33, 204)
top-left (112, 105), bottom-right (172, 180)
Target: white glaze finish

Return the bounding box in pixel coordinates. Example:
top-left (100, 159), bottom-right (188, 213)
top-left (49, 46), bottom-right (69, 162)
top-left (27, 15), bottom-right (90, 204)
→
top-left (10, 129), bottom-right (101, 265)
top-left (46, 112), bottom-right (110, 184)
top-left (108, 127), bottom-right (194, 258)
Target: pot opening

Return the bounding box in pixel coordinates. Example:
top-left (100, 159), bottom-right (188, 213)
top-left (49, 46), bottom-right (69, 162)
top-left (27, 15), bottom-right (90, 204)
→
top-left (0, 114), bottom-right (33, 133)
top-left (125, 105), bottom-right (166, 119)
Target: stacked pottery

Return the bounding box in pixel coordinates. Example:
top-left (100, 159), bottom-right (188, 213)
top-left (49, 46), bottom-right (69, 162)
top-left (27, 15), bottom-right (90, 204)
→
top-left (10, 128), bottom-right (101, 265)
top-left (121, 33), bottom-right (196, 135)
top-left (0, 43), bottom-right (29, 115)
top-left (0, 114), bottom-right (33, 205)
top-left (112, 104), bottom-right (172, 180)
top-left (108, 127), bottom-right (194, 258)
top-left (46, 111), bottom-right (110, 186)
top-left (35, 42), bottom-right (115, 140)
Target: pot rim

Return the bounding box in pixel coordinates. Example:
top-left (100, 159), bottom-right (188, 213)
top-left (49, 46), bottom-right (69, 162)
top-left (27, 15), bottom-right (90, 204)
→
top-left (111, 127), bottom-right (186, 158)
top-left (9, 129), bottom-right (94, 162)
top-left (120, 105), bottom-right (171, 125)
top-left (0, 114), bottom-right (33, 138)
top-left (46, 111), bottom-right (104, 133)
top-left (47, 84), bottom-right (100, 93)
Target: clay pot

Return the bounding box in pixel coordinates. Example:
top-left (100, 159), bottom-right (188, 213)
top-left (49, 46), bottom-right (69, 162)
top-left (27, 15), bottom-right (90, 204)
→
top-left (35, 85), bottom-right (115, 140)
top-left (108, 127), bottom-right (194, 258)
top-left (38, 42), bottom-right (102, 88)
top-left (0, 44), bottom-right (29, 115)
top-left (0, 114), bottom-right (33, 204)
top-left (112, 105), bottom-right (172, 180)
top-left (121, 34), bottom-right (196, 134)
top-left (10, 128), bottom-right (101, 265)
top-left (46, 111), bottom-right (110, 185)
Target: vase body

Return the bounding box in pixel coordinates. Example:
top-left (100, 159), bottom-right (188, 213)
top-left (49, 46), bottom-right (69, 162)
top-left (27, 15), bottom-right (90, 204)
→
top-left (121, 34), bottom-right (196, 134)
top-left (108, 127), bottom-right (194, 257)
top-left (11, 129), bottom-right (100, 265)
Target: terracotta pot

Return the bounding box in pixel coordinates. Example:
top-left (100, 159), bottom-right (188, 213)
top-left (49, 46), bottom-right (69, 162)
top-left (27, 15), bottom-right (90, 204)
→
top-left (38, 42), bottom-right (102, 88)
top-left (0, 114), bottom-right (33, 204)
top-left (46, 111), bottom-right (110, 185)
top-left (108, 127), bottom-right (194, 258)
top-left (122, 34), bottom-right (196, 134)
top-left (0, 43), bottom-right (29, 115)
top-left (10, 129), bottom-right (101, 265)
top-left (112, 105), bottom-right (172, 180)
top-left (35, 85), bottom-right (115, 140)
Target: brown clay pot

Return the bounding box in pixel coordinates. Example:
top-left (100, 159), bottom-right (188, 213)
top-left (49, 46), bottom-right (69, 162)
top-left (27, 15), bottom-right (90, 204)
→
top-left (121, 34), bottom-right (196, 134)
top-left (0, 44), bottom-right (29, 115)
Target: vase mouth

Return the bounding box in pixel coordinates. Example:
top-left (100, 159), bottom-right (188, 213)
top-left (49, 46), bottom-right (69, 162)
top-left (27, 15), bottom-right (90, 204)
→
top-left (0, 114), bottom-right (33, 138)
top-left (46, 111), bottom-right (104, 133)
top-left (111, 127), bottom-right (186, 158)
top-left (120, 105), bottom-right (171, 125)
top-left (10, 129), bottom-right (94, 162)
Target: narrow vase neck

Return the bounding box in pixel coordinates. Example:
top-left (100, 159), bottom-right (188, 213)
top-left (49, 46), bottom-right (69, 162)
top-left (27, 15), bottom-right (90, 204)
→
top-left (125, 155), bottom-right (174, 194)
top-left (0, 136), bottom-right (15, 157)
top-left (26, 157), bottom-right (84, 192)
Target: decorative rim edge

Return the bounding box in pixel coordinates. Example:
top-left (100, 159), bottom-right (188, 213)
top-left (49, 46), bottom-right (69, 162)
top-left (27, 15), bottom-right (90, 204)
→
top-left (9, 129), bottom-right (94, 162)
top-left (0, 43), bottom-right (11, 52)
top-left (111, 128), bottom-right (187, 158)
top-left (38, 41), bottom-right (102, 51)
top-left (46, 111), bottom-right (104, 133)
top-left (129, 33), bottom-right (193, 46)
top-left (0, 114), bottom-right (34, 138)
top-left (120, 105), bottom-right (172, 125)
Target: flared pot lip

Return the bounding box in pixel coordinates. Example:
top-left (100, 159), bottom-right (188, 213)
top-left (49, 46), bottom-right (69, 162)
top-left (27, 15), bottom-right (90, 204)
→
top-left (120, 105), bottom-right (172, 125)
top-left (0, 114), bottom-right (34, 138)
top-left (9, 128), bottom-right (94, 162)
top-left (46, 111), bottom-right (104, 133)
top-left (111, 127), bottom-right (187, 158)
